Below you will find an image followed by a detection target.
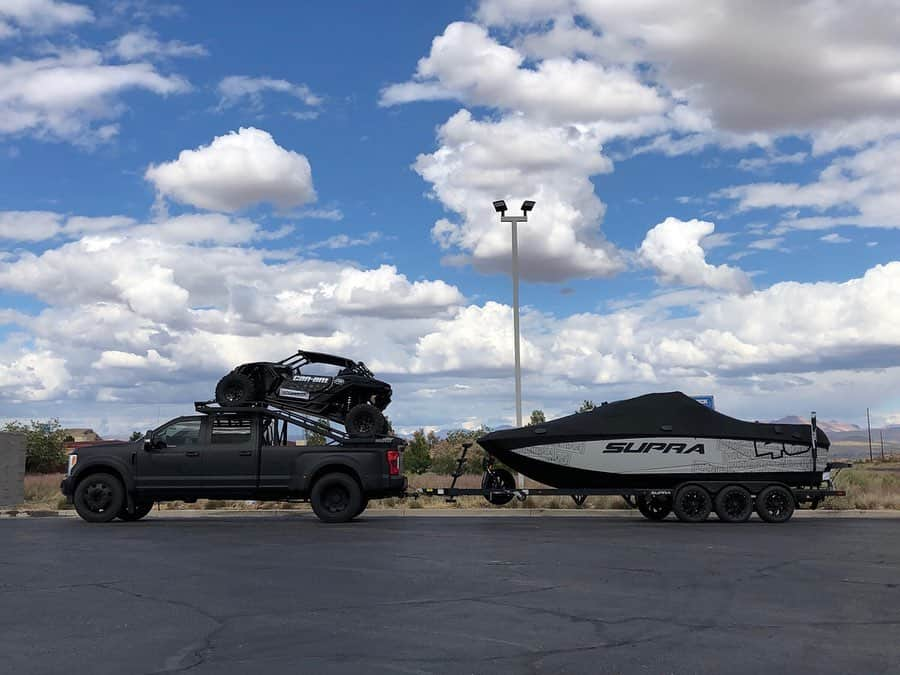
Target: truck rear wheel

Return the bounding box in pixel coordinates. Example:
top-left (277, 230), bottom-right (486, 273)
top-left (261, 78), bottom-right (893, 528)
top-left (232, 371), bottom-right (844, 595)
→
top-left (74, 472), bottom-right (125, 523)
top-left (755, 485), bottom-right (795, 523)
top-left (637, 494), bottom-right (672, 521)
top-left (714, 485), bottom-right (753, 523)
top-left (673, 484), bottom-right (712, 523)
top-left (311, 473), bottom-right (363, 523)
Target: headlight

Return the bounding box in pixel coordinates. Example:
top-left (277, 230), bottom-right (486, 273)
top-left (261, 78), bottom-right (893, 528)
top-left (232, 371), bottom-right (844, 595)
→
top-left (67, 453), bottom-right (78, 476)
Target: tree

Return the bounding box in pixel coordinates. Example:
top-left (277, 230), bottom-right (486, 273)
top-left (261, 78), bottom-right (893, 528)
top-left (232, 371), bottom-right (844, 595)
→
top-left (3, 419), bottom-right (68, 473)
top-left (404, 429), bottom-right (433, 474)
top-left (306, 427), bottom-right (328, 446)
top-left (129, 431), bottom-right (144, 442)
top-left (578, 400), bottom-right (596, 413)
top-left (528, 409), bottom-right (546, 425)
top-left (430, 426), bottom-right (492, 474)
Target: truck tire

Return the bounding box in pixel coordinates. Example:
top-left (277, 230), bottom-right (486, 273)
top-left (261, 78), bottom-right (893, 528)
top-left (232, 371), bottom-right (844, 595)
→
top-left (755, 485), bottom-right (795, 523)
top-left (345, 403), bottom-right (387, 437)
top-left (482, 468), bottom-right (516, 506)
top-left (354, 498), bottom-right (369, 517)
top-left (713, 485), bottom-right (753, 523)
top-left (311, 472), bottom-right (363, 523)
top-left (637, 494), bottom-right (672, 521)
top-left (673, 484), bottom-right (712, 523)
top-left (74, 472), bottom-right (125, 523)
top-left (215, 373), bottom-right (257, 407)
top-left (118, 500), bottom-right (154, 522)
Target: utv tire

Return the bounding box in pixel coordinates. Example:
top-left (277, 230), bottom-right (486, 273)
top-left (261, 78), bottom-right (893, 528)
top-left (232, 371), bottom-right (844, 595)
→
top-left (311, 473), bottom-right (363, 523)
top-left (482, 468), bottom-right (516, 506)
top-left (345, 403), bottom-right (387, 437)
top-left (637, 494), bottom-right (672, 521)
top-left (714, 485), bottom-right (753, 523)
top-left (673, 484), bottom-right (712, 523)
top-left (755, 485), bottom-right (795, 523)
top-left (74, 472), bottom-right (125, 523)
top-left (118, 500), bottom-right (154, 522)
top-left (215, 373), bottom-right (258, 407)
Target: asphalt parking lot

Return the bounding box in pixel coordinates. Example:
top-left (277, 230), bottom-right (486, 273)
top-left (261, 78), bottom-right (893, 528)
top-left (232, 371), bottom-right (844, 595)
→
top-left (2, 514), bottom-right (899, 675)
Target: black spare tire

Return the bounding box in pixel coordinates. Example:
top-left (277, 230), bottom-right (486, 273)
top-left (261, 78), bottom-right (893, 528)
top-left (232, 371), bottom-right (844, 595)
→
top-left (482, 468), bottom-right (516, 506)
top-left (637, 494), bottom-right (672, 521)
top-left (345, 403), bottom-right (387, 437)
top-left (215, 372), bottom-right (257, 407)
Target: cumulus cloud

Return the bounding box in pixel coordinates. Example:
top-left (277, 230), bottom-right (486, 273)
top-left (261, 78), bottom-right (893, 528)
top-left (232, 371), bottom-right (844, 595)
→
top-left (145, 127), bottom-right (316, 212)
top-left (0, 48), bottom-right (188, 144)
top-left (0, 0), bottom-right (92, 37)
top-left (381, 21), bottom-right (666, 125)
top-left (638, 217), bottom-right (752, 294)
top-left (415, 110), bottom-right (624, 281)
top-left (109, 30), bottom-right (207, 60)
top-left (217, 75), bottom-right (322, 113)
top-left (0, 210), bottom-right (63, 240)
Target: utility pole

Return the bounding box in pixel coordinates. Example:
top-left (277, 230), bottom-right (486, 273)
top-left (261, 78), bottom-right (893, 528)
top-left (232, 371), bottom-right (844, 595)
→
top-left (493, 199), bottom-right (535, 490)
top-left (867, 408), bottom-right (873, 461)
top-left (880, 429), bottom-right (885, 461)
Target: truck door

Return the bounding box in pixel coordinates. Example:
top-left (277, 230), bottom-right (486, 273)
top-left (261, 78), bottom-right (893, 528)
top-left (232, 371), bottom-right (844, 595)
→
top-left (136, 417), bottom-right (206, 493)
top-left (199, 413), bottom-right (258, 495)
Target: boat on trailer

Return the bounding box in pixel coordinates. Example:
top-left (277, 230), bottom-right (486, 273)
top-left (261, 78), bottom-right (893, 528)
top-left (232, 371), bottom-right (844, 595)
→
top-left (416, 392), bottom-right (847, 523)
top-left (476, 392), bottom-right (831, 490)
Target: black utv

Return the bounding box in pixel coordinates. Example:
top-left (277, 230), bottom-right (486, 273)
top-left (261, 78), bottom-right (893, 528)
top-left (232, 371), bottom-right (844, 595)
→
top-left (215, 350), bottom-right (392, 437)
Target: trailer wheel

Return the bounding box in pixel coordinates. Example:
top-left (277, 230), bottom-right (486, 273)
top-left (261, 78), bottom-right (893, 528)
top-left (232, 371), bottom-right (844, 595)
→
top-left (755, 485), bottom-right (795, 523)
top-left (482, 468), bottom-right (515, 506)
top-left (713, 486), bottom-right (753, 523)
top-left (310, 473), bottom-right (363, 523)
top-left (673, 484), bottom-right (712, 523)
top-left (637, 494), bottom-right (672, 521)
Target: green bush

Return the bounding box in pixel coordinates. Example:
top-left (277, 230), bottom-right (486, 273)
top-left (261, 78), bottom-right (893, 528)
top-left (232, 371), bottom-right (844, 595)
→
top-left (4, 419), bottom-right (68, 473)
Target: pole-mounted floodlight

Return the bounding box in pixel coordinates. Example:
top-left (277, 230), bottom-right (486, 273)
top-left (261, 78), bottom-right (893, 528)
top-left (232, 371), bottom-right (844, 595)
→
top-left (493, 198), bottom-right (535, 488)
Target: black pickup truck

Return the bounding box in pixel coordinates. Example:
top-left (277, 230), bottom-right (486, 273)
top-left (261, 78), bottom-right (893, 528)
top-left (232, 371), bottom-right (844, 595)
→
top-left (60, 407), bottom-right (406, 523)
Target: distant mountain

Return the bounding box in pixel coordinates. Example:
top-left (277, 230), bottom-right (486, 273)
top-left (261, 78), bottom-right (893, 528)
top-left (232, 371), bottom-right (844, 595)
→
top-left (772, 416), bottom-right (862, 433)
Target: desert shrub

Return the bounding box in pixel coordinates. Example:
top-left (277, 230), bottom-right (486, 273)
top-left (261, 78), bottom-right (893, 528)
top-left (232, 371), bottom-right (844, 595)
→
top-left (5, 420), bottom-right (68, 473)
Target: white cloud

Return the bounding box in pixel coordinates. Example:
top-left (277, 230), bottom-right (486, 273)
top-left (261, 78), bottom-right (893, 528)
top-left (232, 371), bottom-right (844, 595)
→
top-left (93, 349), bottom-right (176, 370)
top-left (722, 137), bottom-right (900, 231)
top-left (145, 127), bottom-right (316, 212)
top-left (638, 217), bottom-right (751, 294)
top-left (0, 350), bottom-right (70, 401)
top-left (109, 30), bottom-right (207, 60)
top-left (0, 0), bottom-right (92, 37)
top-left (217, 75), bottom-right (322, 112)
top-left (820, 233), bottom-right (850, 244)
top-left (0, 48), bottom-right (188, 144)
top-left (0, 210), bottom-right (63, 240)
top-left (749, 237), bottom-right (785, 251)
top-left (415, 110), bottom-right (624, 281)
top-left (381, 21), bottom-right (666, 126)
top-left (308, 232), bottom-right (381, 250)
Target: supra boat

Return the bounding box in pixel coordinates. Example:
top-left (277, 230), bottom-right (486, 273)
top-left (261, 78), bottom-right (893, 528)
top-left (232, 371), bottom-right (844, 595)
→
top-left (477, 392), bottom-right (830, 489)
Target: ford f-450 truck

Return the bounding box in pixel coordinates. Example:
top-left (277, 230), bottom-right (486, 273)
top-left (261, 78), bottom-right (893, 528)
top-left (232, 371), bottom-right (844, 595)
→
top-left (61, 405), bottom-right (406, 523)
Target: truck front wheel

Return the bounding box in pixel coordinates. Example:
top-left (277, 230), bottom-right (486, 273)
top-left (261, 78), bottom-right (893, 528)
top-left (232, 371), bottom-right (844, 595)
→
top-left (74, 472), bottom-right (125, 523)
top-left (310, 473), bottom-right (363, 523)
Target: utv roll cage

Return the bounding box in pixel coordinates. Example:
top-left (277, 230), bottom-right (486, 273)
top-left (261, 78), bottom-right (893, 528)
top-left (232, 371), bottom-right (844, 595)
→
top-left (279, 350), bottom-right (374, 378)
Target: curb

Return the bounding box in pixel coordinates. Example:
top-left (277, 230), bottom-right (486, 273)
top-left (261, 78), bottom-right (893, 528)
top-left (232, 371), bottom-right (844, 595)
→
top-left (4, 508), bottom-right (900, 519)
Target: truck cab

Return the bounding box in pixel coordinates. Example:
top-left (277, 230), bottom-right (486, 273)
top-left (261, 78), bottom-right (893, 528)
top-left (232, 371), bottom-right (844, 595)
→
top-left (61, 409), bottom-right (406, 523)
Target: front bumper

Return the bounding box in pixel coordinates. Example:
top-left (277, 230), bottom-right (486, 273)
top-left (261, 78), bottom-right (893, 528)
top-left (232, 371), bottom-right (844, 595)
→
top-left (60, 478), bottom-right (72, 497)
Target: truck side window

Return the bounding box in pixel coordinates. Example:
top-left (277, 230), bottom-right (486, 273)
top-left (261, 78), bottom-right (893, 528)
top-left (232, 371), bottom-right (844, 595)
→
top-left (211, 416), bottom-right (253, 445)
top-left (158, 420), bottom-right (201, 447)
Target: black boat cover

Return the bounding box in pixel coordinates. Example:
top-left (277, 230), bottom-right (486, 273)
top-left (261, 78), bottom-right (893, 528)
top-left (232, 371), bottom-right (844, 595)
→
top-left (479, 392), bottom-right (829, 452)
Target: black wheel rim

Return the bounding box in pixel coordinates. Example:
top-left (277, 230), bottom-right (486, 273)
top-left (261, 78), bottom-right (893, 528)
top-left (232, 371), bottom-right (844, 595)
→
top-left (647, 498), bottom-right (668, 516)
top-left (682, 490), bottom-right (707, 517)
top-left (224, 386), bottom-right (243, 403)
top-left (723, 492), bottom-right (748, 518)
top-left (765, 491), bottom-right (789, 518)
top-left (355, 414), bottom-right (374, 435)
top-left (323, 485), bottom-right (350, 514)
top-left (84, 481), bottom-right (114, 512)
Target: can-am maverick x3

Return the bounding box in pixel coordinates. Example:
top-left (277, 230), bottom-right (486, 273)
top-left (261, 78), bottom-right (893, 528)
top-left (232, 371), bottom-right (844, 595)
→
top-left (214, 350), bottom-right (392, 437)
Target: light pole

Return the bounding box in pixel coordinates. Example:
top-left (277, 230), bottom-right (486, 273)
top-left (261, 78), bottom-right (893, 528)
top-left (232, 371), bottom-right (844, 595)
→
top-left (493, 199), bottom-right (535, 489)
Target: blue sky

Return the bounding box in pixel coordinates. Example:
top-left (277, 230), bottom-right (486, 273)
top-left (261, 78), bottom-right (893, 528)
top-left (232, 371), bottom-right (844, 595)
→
top-left (1, 0), bottom-right (900, 436)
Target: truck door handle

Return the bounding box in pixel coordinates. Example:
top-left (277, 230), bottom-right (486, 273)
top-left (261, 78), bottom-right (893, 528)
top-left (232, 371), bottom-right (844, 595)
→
top-left (239, 450), bottom-right (252, 456)
top-left (185, 451), bottom-right (200, 457)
